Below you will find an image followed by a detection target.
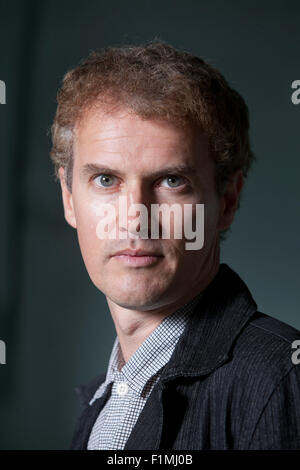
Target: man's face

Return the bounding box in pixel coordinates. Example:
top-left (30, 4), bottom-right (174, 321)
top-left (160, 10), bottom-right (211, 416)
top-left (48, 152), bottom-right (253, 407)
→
top-left (59, 106), bottom-right (228, 311)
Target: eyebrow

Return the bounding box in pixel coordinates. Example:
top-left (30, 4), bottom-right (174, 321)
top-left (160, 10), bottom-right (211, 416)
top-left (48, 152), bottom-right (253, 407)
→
top-left (80, 163), bottom-right (198, 180)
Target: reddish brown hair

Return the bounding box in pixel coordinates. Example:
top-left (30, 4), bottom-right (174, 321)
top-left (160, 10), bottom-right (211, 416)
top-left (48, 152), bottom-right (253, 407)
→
top-left (50, 40), bottom-right (255, 239)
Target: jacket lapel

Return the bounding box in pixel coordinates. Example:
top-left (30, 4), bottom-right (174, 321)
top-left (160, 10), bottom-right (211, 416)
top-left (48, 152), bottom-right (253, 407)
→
top-left (124, 382), bottom-right (165, 450)
top-left (70, 375), bottom-right (111, 449)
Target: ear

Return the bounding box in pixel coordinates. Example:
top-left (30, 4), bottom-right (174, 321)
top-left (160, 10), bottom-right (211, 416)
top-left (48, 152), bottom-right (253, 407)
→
top-left (58, 167), bottom-right (77, 229)
top-left (217, 169), bottom-right (244, 232)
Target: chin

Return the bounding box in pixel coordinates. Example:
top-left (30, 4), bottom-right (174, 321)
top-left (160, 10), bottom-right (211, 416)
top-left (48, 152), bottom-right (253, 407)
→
top-left (107, 288), bottom-right (166, 311)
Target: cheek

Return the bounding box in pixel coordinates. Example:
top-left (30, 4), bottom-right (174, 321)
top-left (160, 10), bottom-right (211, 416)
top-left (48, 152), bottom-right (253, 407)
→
top-left (74, 199), bottom-right (105, 260)
top-left (77, 208), bottom-right (98, 238)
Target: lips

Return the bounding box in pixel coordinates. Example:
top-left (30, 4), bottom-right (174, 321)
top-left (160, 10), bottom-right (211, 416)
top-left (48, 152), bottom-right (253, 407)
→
top-left (112, 249), bottom-right (163, 257)
top-left (111, 248), bottom-right (164, 267)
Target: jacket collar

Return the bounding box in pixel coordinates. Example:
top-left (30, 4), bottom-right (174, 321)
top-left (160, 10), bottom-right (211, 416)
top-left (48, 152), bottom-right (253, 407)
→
top-left (159, 263), bottom-right (258, 382)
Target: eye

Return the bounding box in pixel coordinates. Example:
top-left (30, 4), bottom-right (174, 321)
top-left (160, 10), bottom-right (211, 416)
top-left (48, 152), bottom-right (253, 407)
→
top-left (94, 174), bottom-right (116, 188)
top-left (161, 175), bottom-right (185, 188)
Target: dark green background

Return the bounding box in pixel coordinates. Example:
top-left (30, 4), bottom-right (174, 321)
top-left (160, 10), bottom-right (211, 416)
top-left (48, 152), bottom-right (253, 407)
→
top-left (0, 0), bottom-right (299, 449)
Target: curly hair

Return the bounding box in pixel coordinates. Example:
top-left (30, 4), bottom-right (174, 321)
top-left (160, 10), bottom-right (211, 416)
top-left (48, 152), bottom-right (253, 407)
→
top-left (50, 40), bottom-right (255, 241)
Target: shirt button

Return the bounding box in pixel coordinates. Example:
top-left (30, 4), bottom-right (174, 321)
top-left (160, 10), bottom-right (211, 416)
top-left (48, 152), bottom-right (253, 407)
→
top-left (116, 382), bottom-right (129, 396)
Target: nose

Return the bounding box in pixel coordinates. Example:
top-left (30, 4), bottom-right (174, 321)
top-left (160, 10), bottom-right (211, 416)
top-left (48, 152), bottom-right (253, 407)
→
top-left (118, 180), bottom-right (153, 239)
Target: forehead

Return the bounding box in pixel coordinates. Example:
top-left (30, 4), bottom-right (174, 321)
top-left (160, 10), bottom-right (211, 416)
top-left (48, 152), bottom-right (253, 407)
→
top-left (73, 105), bottom-right (210, 170)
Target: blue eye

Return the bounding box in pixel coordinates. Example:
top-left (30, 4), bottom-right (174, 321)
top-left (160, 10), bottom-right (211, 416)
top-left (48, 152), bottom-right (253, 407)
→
top-left (161, 175), bottom-right (184, 188)
top-left (94, 174), bottom-right (116, 187)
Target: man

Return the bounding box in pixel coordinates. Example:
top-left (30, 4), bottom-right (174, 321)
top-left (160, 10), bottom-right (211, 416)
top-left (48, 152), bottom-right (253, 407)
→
top-left (50, 41), bottom-right (300, 450)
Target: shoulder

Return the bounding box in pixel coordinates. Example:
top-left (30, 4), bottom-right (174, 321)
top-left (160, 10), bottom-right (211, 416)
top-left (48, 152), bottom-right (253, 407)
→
top-left (248, 311), bottom-right (300, 344)
top-left (216, 312), bottom-right (300, 448)
top-left (231, 311), bottom-right (300, 377)
top-left (224, 310), bottom-right (300, 408)
top-left (241, 311), bottom-right (300, 368)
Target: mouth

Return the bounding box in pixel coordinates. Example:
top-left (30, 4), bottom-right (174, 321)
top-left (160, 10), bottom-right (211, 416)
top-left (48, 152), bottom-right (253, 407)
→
top-left (112, 254), bottom-right (163, 267)
top-left (111, 249), bottom-right (164, 267)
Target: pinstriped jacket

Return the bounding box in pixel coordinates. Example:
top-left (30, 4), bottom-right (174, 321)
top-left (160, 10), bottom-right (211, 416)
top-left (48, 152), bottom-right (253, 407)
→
top-left (70, 263), bottom-right (300, 450)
